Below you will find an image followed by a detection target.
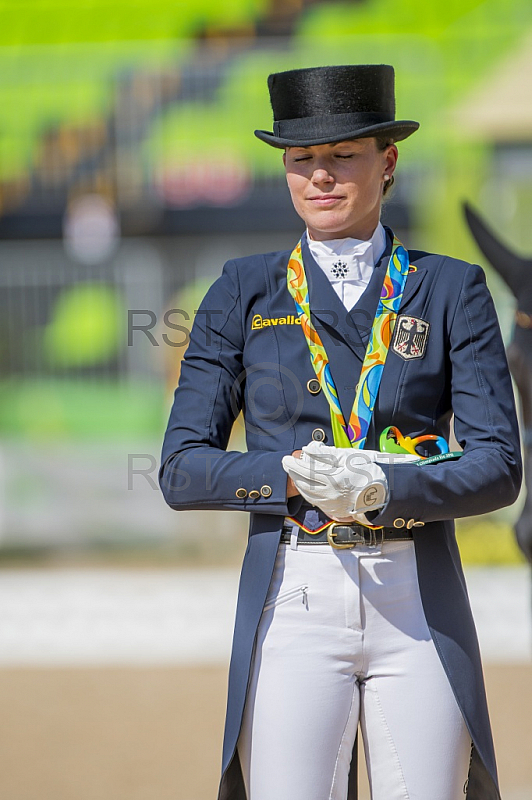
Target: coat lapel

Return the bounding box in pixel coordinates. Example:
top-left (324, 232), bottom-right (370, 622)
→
top-left (347, 232), bottom-right (393, 350)
top-left (349, 228), bottom-right (428, 347)
top-left (300, 228), bottom-right (428, 432)
top-left (301, 235), bottom-right (365, 357)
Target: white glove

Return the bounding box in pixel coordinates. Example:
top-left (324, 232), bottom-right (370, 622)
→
top-left (282, 441), bottom-right (418, 524)
top-left (282, 448), bottom-right (384, 523)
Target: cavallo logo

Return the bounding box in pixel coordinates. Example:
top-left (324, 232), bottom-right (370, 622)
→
top-left (251, 314), bottom-right (302, 330)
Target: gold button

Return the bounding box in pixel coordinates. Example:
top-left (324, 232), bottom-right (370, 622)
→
top-left (260, 485), bottom-right (272, 497)
top-left (413, 521), bottom-right (425, 528)
top-left (307, 379), bottom-right (321, 395)
top-left (311, 428), bottom-right (326, 442)
top-left (248, 490), bottom-right (260, 499)
top-left (393, 518), bottom-right (405, 529)
top-left (406, 519), bottom-right (415, 530)
top-left (235, 488), bottom-right (247, 499)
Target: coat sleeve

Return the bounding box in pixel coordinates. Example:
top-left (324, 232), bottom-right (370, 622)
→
top-left (372, 261), bottom-right (522, 526)
top-left (159, 260), bottom-right (298, 515)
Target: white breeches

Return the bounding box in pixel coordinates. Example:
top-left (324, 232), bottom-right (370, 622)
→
top-left (237, 540), bottom-right (472, 800)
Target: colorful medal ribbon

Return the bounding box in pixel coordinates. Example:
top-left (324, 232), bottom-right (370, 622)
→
top-left (286, 235), bottom-right (410, 449)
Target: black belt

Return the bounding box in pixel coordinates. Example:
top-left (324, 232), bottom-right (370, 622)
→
top-left (280, 522), bottom-right (413, 548)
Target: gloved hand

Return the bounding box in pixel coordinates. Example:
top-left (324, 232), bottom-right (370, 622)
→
top-left (281, 447), bottom-right (385, 523)
top-left (282, 441), bottom-right (418, 524)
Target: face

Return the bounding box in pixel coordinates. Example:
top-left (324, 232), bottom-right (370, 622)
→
top-left (283, 138), bottom-right (398, 241)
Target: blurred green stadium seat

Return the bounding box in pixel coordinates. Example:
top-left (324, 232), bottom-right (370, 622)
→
top-left (0, 0), bottom-right (266, 46)
top-left (2, 0), bottom-right (532, 189)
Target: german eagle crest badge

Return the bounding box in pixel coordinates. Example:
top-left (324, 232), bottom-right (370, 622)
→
top-left (392, 315), bottom-right (429, 360)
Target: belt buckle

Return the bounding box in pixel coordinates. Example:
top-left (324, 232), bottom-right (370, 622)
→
top-left (326, 522), bottom-right (366, 549)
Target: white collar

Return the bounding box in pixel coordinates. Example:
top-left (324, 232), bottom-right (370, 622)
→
top-left (305, 222), bottom-right (386, 281)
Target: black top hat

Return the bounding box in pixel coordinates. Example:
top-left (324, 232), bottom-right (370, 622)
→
top-left (254, 65), bottom-right (419, 148)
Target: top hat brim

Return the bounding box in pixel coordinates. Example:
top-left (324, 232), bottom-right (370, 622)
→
top-left (254, 119), bottom-right (419, 149)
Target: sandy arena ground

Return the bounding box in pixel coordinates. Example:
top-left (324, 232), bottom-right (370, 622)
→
top-left (0, 565), bottom-right (529, 799)
top-left (0, 664), bottom-right (530, 800)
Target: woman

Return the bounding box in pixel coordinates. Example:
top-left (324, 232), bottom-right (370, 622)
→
top-left (160, 65), bottom-right (521, 800)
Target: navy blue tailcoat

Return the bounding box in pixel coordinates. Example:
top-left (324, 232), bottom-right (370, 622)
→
top-left (160, 229), bottom-right (522, 800)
